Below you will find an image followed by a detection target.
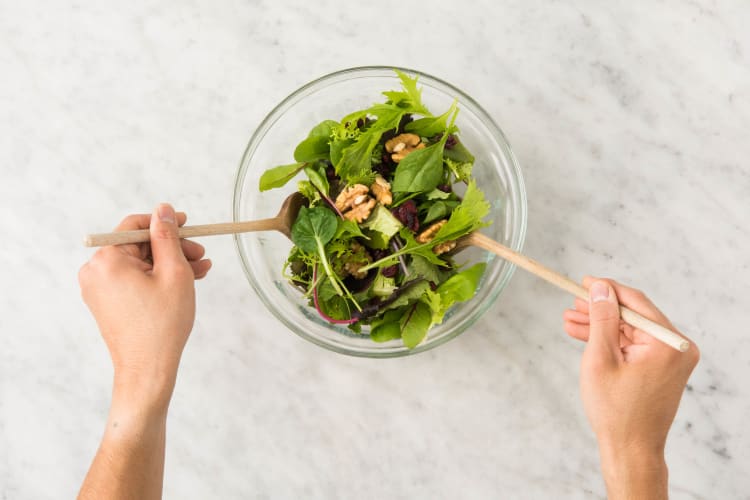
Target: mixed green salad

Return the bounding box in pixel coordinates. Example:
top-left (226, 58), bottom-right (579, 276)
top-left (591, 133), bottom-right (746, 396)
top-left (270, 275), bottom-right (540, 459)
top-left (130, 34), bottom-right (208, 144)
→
top-left (259, 70), bottom-right (491, 348)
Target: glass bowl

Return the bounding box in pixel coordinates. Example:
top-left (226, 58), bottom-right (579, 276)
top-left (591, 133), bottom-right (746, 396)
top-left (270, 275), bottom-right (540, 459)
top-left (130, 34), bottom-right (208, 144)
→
top-left (233, 66), bottom-right (526, 358)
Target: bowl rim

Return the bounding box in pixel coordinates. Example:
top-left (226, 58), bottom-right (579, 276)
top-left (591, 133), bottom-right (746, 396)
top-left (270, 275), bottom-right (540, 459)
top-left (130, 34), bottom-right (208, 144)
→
top-left (232, 65), bottom-right (527, 358)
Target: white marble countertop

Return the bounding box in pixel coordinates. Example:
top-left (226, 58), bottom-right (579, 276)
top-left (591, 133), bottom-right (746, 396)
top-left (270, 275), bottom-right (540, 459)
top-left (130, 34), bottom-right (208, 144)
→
top-left (1, 1), bottom-right (748, 498)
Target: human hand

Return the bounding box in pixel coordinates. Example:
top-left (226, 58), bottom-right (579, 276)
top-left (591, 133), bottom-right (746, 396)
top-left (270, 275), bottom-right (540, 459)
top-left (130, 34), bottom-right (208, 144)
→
top-left (78, 204), bottom-right (212, 410)
top-left (563, 277), bottom-right (699, 499)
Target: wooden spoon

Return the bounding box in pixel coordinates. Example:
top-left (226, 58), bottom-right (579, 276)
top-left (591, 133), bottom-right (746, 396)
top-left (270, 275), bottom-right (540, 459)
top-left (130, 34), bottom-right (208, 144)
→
top-left (458, 232), bottom-right (690, 352)
top-left (83, 192), bottom-right (307, 247)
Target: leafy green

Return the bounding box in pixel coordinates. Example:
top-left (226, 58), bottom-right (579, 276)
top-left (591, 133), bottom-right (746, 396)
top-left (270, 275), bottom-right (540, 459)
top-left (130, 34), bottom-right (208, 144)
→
top-left (381, 70), bottom-right (429, 115)
top-left (291, 206), bottom-right (338, 254)
top-left (259, 162), bottom-right (305, 191)
top-left (371, 273), bottom-right (397, 297)
top-left (297, 180), bottom-right (321, 204)
top-left (401, 301), bottom-right (432, 348)
top-left (294, 120), bottom-right (337, 162)
top-left (336, 130), bottom-right (381, 185)
top-left (423, 200), bottom-right (458, 224)
top-left (405, 101), bottom-right (457, 137)
top-left (392, 135), bottom-right (447, 193)
top-left (304, 165), bottom-right (330, 197)
top-left (382, 280), bottom-right (430, 313)
top-left (361, 204), bottom-right (403, 239)
top-left (425, 263), bottom-right (486, 325)
top-left (445, 158), bottom-right (473, 182)
top-left (444, 138), bottom-right (475, 163)
top-left (425, 188), bottom-right (451, 200)
top-left (370, 309), bottom-right (404, 342)
top-left (407, 254), bottom-right (440, 283)
top-left (335, 219), bottom-right (367, 240)
top-left (434, 180), bottom-right (490, 241)
top-left (330, 138), bottom-right (354, 166)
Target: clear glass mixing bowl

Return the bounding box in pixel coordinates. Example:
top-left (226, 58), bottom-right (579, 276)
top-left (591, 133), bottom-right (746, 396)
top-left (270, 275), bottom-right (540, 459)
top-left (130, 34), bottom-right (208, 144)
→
top-left (233, 66), bottom-right (526, 358)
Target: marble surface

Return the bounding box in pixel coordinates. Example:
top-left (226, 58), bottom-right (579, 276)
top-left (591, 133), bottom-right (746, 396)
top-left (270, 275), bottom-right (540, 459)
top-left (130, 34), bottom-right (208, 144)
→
top-left (1, 1), bottom-right (748, 498)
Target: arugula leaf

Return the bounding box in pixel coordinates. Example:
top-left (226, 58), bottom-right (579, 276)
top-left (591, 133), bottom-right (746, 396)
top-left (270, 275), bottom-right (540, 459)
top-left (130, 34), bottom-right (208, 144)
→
top-left (407, 254), bottom-right (440, 283)
top-left (335, 218), bottom-right (367, 240)
top-left (434, 180), bottom-right (490, 241)
top-left (336, 130), bottom-right (381, 185)
top-left (259, 162), bottom-right (305, 191)
top-left (294, 120), bottom-right (337, 162)
top-left (400, 301), bottom-right (432, 348)
top-left (392, 135), bottom-right (447, 193)
top-left (405, 101), bottom-right (457, 137)
top-left (361, 204), bottom-right (403, 239)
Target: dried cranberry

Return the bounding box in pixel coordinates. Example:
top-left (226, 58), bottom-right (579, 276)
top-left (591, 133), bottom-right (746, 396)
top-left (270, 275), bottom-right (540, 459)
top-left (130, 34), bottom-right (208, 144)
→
top-left (429, 281), bottom-right (438, 291)
top-left (392, 199), bottom-right (419, 232)
top-left (356, 118), bottom-right (365, 128)
top-left (381, 265), bottom-right (398, 278)
top-left (445, 134), bottom-right (458, 149)
top-left (371, 248), bottom-right (390, 261)
top-left (438, 184), bottom-right (451, 193)
top-left (326, 164), bottom-right (338, 181)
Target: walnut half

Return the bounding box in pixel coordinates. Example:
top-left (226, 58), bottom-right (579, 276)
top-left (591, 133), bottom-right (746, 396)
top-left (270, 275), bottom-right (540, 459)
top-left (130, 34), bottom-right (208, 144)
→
top-left (384, 133), bottom-right (426, 162)
top-left (370, 175), bottom-right (393, 205)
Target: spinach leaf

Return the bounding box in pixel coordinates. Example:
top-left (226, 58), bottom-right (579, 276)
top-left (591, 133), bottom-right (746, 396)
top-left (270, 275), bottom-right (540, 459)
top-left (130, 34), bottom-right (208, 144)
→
top-left (405, 101), bottom-right (457, 137)
top-left (392, 135), bottom-right (447, 193)
top-left (335, 219), bottom-right (367, 240)
top-left (294, 120), bottom-right (337, 162)
top-left (291, 206), bottom-right (338, 254)
top-left (400, 301), bottom-right (432, 348)
top-left (425, 188), bottom-right (451, 200)
top-left (259, 162), bottom-right (305, 191)
top-left (444, 137), bottom-right (475, 164)
top-left (423, 200), bottom-right (460, 224)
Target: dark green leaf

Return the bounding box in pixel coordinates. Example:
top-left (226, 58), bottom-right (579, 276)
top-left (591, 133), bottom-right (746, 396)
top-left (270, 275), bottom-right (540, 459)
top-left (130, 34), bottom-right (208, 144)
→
top-left (444, 138), bottom-right (475, 164)
top-left (437, 263), bottom-right (486, 304)
top-left (408, 254), bottom-right (440, 283)
top-left (291, 206), bottom-right (338, 254)
top-left (401, 301), bottom-right (432, 348)
top-left (259, 162), bottom-right (305, 191)
top-left (335, 219), bottom-right (367, 240)
top-left (392, 137), bottom-right (447, 193)
top-left (405, 101), bottom-right (456, 137)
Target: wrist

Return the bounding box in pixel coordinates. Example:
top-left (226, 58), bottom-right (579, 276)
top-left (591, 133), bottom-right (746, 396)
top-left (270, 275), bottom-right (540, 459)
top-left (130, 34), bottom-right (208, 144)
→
top-left (598, 441), bottom-right (668, 500)
top-left (112, 365), bottom-right (178, 416)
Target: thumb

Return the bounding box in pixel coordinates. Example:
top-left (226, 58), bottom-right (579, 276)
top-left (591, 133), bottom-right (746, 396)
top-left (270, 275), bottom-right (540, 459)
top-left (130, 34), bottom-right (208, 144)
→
top-left (149, 203), bottom-right (187, 271)
top-left (586, 280), bottom-right (623, 363)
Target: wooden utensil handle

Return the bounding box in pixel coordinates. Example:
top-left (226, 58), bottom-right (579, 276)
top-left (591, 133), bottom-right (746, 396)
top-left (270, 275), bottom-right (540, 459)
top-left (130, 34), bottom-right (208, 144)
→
top-left (84, 218), bottom-right (281, 247)
top-left (467, 232), bottom-right (689, 352)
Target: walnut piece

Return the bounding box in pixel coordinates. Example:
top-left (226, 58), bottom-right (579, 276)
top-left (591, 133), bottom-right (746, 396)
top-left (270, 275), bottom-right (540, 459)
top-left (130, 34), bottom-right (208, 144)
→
top-left (334, 184), bottom-right (369, 212)
top-left (384, 133), bottom-right (425, 162)
top-left (343, 197), bottom-right (376, 223)
top-left (416, 219), bottom-right (447, 243)
top-left (370, 175), bottom-right (393, 205)
top-left (433, 240), bottom-right (457, 255)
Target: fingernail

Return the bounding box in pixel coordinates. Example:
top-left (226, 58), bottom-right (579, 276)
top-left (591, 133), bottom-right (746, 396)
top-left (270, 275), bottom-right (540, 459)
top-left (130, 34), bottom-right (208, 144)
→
top-left (590, 281), bottom-right (610, 303)
top-left (158, 204), bottom-right (175, 224)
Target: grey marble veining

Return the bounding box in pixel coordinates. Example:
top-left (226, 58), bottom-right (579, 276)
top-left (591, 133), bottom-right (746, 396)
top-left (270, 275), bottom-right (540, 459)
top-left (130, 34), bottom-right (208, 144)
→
top-left (1, 1), bottom-right (748, 498)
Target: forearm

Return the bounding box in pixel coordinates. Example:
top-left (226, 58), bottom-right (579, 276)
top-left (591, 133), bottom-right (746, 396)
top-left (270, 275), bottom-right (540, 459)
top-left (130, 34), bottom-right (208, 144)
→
top-left (78, 378), bottom-right (173, 500)
top-left (598, 443), bottom-right (668, 500)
